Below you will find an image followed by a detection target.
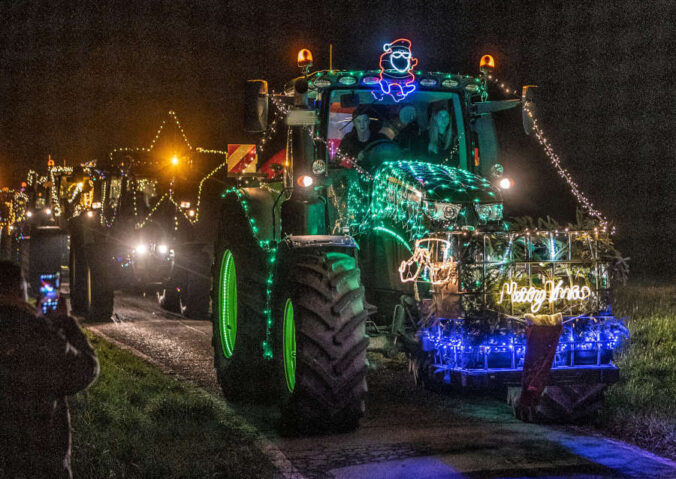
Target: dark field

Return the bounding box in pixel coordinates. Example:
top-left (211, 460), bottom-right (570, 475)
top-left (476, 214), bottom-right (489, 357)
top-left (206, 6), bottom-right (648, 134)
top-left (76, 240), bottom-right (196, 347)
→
top-left (598, 283), bottom-right (676, 460)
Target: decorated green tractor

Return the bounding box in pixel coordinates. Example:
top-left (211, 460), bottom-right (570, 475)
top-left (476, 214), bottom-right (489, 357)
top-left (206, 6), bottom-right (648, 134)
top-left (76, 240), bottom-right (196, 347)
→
top-left (212, 40), bottom-right (627, 431)
top-left (66, 113), bottom-right (241, 322)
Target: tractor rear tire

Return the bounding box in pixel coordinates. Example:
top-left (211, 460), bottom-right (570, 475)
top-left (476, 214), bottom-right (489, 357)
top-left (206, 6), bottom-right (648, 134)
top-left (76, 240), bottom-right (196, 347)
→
top-left (69, 245), bottom-right (89, 315)
top-left (70, 244), bottom-right (114, 322)
top-left (508, 383), bottom-right (607, 423)
top-left (274, 251), bottom-right (368, 433)
top-left (180, 250), bottom-right (211, 320)
top-left (157, 286), bottom-right (181, 313)
top-left (212, 200), bottom-right (274, 403)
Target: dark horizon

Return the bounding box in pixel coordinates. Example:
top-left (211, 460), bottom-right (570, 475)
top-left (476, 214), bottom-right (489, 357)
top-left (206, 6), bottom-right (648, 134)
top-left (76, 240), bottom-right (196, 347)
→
top-left (1, 0), bottom-right (673, 277)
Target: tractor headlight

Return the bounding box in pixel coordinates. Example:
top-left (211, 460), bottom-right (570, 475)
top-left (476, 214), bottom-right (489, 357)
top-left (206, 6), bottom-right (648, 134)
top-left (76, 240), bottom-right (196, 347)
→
top-left (135, 244), bottom-right (148, 256)
top-left (424, 202), bottom-right (462, 221)
top-left (157, 244), bottom-right (168, 255)
top-left (475, 203), bottom-right (503, 222)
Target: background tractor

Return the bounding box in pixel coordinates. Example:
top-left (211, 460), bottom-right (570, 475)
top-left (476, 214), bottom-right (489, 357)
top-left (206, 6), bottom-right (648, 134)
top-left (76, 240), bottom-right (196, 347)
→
top-left (66, 117), bottom-right (239, 322)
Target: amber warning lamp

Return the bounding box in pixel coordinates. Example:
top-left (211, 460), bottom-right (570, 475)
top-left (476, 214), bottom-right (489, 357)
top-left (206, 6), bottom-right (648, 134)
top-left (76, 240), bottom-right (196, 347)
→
top-left (297, 48), bottom-right (313, 72)
top-left (480, 54), bottom-right (495, 74)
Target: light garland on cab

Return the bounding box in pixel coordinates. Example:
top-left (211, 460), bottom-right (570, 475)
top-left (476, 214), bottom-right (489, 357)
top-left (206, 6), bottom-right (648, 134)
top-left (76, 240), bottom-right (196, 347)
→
top-left (486, 74), bottom-right (610, 231)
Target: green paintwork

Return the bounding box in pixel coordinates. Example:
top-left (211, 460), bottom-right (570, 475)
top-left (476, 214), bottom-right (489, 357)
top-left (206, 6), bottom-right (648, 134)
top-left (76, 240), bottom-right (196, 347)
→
top-left (283, 298), bottom-right (296, 392)
top-left (218, 250), bottom-right (237, 358)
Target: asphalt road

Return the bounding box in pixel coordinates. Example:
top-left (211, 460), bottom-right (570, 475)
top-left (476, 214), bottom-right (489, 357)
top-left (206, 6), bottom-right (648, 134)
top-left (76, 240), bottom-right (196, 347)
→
top-left (87, 292), bottom-right (676, 479)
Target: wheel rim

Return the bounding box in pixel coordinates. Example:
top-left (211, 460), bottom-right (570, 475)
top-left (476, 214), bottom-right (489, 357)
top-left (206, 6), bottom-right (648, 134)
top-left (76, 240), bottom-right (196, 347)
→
top-left (283, 298), bottom-right (296, 392)
top-left (86, 265), bottom-right (92, 311)
top-left (218, 250), bottom-right (237, 357)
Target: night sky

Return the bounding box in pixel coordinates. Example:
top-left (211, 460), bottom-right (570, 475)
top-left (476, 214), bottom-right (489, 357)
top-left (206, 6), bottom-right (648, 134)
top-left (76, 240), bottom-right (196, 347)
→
top-left (0, 0), bottom-right (673, 277)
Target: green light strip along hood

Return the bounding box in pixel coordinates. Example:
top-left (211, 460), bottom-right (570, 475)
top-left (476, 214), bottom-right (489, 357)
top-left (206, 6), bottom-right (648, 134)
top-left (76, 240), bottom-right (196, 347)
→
top-left (375, 160), bottom-right (501, 204)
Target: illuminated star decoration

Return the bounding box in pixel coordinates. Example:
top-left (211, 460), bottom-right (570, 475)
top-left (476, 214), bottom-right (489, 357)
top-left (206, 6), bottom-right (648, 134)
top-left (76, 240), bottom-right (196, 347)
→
top-left (107, 110), bottom-right (229, 230)
top-left (373, 38), bottom-right (418, 103)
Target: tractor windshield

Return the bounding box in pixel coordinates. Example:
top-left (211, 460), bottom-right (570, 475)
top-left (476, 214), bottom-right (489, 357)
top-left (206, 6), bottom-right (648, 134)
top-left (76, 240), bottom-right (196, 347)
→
top-left (326, 89), bottom-right (467, 170)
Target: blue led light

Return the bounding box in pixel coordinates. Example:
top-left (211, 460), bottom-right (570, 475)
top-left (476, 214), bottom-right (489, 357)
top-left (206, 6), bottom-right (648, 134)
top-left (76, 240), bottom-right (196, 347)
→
top-left (420, 315), bottom-right (628, 373)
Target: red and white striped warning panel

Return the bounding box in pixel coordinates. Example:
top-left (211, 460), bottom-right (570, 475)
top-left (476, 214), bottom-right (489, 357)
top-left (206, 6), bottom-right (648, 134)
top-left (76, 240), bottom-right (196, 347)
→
top-left (227, 144), bottom-right (257, 173)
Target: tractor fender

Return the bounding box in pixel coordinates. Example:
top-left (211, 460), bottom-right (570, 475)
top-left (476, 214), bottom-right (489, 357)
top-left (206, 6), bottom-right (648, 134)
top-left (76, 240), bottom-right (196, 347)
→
top-left (222, 186), bottom-right (282, 244)
top-left (284, 235), bottom-right (358, 250)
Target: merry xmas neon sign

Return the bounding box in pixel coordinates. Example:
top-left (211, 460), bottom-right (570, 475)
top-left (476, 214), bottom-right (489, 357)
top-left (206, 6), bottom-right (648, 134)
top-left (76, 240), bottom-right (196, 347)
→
top-left (498, 280), bottom-right (592, 313)
top-left (373, 38), bottom-right (418, 103)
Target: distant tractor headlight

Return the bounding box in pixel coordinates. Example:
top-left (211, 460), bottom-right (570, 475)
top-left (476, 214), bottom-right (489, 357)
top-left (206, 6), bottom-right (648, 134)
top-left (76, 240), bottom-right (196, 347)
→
top-left (297, 175), bottom-right (313, 188)
top-left (157, 244), bottom-right (168, 255)
top-left (44, 208), bottom-right (52, 216)
top-left (180, 201), bottom-right (191, 209)
top-left (86, 210), bottom-right (94, 218)
top-left (188, 209), bottom-right (195, 218)
top-left (135, 244), bottom-right (148, 256)
top-left (26, 211), bottom-right (33, 218)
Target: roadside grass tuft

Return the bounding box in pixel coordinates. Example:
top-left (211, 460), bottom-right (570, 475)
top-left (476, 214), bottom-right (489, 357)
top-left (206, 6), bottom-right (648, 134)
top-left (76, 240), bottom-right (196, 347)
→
top-left (600, 283), bottom-right (676, 460)
top-left (69, 333), bottom-right (275, 479)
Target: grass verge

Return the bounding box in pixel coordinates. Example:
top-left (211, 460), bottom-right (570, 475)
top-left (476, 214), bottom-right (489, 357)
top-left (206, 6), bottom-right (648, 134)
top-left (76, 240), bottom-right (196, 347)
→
top-left (69, 333), bottom-right (276, 479)
top-left (598, 283), bottom-right (676, 460)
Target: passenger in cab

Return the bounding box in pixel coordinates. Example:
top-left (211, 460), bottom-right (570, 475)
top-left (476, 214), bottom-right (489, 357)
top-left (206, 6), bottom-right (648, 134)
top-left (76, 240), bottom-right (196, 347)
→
top-left (338, 105), bottom-right (388, 162)
top-left (425, 103), bottom-right (457, 165)
top-left (394, 105), bottom-right (423, 153)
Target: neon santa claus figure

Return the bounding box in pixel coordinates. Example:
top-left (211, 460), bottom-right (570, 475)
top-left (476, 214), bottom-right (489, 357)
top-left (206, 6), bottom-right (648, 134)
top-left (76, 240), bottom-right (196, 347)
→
top-left (373, 38), bottom-right (419, 103)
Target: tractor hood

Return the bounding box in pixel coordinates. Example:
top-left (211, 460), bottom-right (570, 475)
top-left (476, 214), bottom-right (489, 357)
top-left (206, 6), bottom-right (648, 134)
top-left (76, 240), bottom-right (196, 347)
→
top-left (370, 160), bottom-right (504, 230)
top-left (374, 161), bottom-right (501, 204)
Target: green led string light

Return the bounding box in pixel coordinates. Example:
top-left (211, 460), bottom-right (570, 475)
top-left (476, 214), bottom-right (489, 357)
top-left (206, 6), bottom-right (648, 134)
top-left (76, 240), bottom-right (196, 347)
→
top-left (221, 187), bottom-right (277, 360)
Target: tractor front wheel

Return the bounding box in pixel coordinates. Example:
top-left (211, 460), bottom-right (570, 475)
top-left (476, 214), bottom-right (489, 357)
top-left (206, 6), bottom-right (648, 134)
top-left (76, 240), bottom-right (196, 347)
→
top-left (274, 251), bottom-right (368, 433)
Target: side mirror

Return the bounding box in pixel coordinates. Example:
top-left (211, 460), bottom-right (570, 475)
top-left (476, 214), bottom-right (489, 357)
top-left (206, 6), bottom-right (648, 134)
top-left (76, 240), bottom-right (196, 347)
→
top-left (244, 80), bottom-right (269, 133)
top-left (521, 85), bottom-right (538, 136)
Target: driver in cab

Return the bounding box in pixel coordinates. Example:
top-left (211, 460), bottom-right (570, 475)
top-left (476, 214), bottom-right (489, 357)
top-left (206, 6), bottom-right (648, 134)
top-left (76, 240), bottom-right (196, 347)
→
top-left (338, 105), bottom-right (388, 164)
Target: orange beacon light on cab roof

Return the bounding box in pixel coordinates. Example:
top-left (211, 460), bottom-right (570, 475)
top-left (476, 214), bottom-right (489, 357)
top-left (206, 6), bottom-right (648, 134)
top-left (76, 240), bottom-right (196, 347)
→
top-left (480, 54), bottom-right (495, 73)
top-left (297, 49), bottom-right (313, 70)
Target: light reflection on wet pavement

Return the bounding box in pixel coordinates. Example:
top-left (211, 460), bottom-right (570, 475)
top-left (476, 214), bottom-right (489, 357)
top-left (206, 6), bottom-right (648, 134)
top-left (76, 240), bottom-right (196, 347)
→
top-left (87, 293), bottom-right (676, 479)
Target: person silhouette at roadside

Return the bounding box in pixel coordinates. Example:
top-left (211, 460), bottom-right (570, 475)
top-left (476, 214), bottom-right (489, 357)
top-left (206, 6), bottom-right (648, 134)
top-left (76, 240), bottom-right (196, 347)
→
top-left (0, 260), bottom-right (99, 478)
